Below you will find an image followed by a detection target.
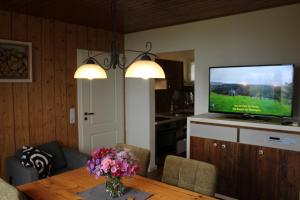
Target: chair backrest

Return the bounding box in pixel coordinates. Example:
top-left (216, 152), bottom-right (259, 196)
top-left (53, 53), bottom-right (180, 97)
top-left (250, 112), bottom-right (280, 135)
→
top-left (162, 155), bottom-right (217, 197)
top-left (115, 143), bottom-right (150, 177)
top-left (0, 178), bottom-right (27, 200)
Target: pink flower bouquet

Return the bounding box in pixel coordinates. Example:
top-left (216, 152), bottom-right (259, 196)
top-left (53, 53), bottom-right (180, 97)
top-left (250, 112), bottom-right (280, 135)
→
top-left (87, 147), bottom-right (140, 197)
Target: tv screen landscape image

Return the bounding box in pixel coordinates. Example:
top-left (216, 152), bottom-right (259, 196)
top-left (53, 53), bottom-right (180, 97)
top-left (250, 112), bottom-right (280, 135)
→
top-left (209, 65), bottom-right (294, 117)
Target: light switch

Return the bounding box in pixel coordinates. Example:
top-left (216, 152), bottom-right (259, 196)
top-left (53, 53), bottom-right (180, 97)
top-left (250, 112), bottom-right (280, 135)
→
top-left (70, 108), bottom-right (76, 124)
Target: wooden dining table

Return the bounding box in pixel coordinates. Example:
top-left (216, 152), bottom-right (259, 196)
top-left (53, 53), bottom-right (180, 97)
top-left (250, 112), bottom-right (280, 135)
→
top-left (17, 167), bottom-right (216, 200)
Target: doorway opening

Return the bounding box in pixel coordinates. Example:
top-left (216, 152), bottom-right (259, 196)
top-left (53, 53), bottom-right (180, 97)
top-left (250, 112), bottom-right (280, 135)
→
top-left (149, 50), bottom-right (195, 180)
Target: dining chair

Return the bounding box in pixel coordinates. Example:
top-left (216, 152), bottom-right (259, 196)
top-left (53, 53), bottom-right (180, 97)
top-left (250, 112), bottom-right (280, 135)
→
top-left (162, 155), bottom-right (217, 197)
top-left (115, 143), bottom-right (150, 177)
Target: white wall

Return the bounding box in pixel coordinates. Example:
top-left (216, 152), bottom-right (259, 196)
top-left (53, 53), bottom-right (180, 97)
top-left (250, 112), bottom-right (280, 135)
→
top-left (125, 77), bottom-right (156, 170)
top-left (125, 3), bottom-right (300, 116)
top-left (125, 4), bottom-right (300, 170)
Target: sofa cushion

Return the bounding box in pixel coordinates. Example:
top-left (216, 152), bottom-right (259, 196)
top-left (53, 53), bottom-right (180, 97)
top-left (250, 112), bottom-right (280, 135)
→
top-left (37, 141), bottom-right (67, 170)
top-left (20, 146), bottom-right (53, 178)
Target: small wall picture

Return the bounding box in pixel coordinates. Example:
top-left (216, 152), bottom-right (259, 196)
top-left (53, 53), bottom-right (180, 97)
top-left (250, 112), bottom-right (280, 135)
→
top-left (0, 39), bottom-right (32, 82)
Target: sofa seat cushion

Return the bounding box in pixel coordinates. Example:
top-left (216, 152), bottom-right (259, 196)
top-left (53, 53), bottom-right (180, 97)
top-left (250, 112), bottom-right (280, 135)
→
top-left (37, 141), bottom-right (67, 170)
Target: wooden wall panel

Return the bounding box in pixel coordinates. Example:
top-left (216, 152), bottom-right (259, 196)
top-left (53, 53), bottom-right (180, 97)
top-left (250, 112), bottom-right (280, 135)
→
top-left (11, 13), bottom-right (30, 149)
top-left (66, 24), bottom-right (78, 149)
top-left (0, 10), bottom-right (15, 179)
top-left (104, 30), bottom-right (112, 51)
top-left (76, 25), bottom-right (88, 50)
top-left (96, 29), bottom-right (106, 51)
top-left (0, 10), bottom-right (124, 178)
top-left (41, 19), bottom-right (56, 143)
top-left (27, 16), bottom-right (43, 146)
top-left (87, 27), bottom-right (97, 50)
top-left (54, 21), bottom-right (68, 144)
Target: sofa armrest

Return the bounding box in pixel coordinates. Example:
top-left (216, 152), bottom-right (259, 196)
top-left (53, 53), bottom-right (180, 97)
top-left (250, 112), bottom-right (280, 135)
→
top-left (6, 156), bottom-right (39, 186)
top-left (62, 148), bottom-right (91, 170)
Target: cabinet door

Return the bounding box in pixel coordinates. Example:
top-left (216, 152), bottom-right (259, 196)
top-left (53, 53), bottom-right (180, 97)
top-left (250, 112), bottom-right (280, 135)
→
top-left (155, 59), bottom-right (184, 90)
top-left (190, 136), bottom-right (238, 198)
top-left (278, 149), bottom-right (300, 200)
top-left (256, 146), bottom-right (280, 200)
top-left (190, 136), bottom-right (207, 161)
top-left (237, 143), bottom-right (257, 200)
top-left (209, 139), bottom-right (238, 198)
top-left (238, 144), bottom-right (280, 200)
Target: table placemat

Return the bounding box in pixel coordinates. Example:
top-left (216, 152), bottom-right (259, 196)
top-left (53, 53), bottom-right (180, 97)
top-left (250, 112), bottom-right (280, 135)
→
top-left (77, 184), bottom-right (152, 200)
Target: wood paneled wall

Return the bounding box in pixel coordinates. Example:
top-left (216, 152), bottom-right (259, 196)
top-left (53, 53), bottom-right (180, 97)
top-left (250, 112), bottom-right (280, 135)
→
top-left (0, 10), bottom-right (124, 178)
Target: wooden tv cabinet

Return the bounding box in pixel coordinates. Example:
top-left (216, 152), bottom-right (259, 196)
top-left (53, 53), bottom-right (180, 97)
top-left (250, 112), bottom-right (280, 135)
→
top-left (187, 113), bottom-right (300, 200)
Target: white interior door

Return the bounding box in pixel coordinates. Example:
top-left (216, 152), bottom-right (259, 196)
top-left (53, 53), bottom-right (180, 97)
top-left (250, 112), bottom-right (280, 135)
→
top-left (77, 49), bottom-right (124, 154)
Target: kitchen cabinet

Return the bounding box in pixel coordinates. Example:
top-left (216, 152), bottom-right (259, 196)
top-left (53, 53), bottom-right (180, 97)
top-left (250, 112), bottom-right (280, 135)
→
top-left (156, 117), bottom-right (188, 166)
top-left (155, 59), bottom-right (184, 90)
top-left (155, 121), bottom-right (177, 166)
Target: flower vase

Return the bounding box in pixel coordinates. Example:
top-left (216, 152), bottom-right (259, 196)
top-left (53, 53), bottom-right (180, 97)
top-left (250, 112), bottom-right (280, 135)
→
top-left (105, 176), bottom-right (125, 198)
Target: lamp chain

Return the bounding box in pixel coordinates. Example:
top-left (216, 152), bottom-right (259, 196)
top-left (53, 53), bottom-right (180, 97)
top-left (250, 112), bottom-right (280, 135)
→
top-left (84, 0), bottom-right (158, 71)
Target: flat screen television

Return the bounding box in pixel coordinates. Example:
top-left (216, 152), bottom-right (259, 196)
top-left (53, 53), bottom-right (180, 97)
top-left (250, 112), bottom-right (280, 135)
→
top-left (209, 64), bottom-right (294, 118)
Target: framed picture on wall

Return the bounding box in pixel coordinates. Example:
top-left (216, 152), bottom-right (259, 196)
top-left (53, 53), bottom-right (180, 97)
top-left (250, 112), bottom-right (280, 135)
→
top-left (0, 39), bottom-right (32, 82)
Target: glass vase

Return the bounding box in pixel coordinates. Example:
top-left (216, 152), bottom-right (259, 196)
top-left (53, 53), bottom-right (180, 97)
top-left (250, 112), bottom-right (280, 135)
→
top-left (105, 176), bottom-right (125, 198)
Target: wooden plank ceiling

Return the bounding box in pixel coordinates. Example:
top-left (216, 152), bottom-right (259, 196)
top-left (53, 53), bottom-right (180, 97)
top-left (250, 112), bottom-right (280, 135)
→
top-left (0, 0), bottom-right (299, 33)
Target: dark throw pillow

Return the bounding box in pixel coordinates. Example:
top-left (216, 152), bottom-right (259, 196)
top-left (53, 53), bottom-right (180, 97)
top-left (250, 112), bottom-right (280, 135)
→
top-left (20, 146), bottom-right (53, 178)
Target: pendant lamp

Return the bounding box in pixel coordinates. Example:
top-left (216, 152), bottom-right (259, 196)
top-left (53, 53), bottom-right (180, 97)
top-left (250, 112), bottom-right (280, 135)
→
top-left (74, 0), bottom-right (165, 80)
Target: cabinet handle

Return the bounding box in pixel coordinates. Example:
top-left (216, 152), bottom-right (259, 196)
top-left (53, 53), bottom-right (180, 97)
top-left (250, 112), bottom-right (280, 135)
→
top-left (213, 143), bottom-right (218, 147)
top-left (258, 149), bottom-right (264, 155)
top-left (221, 144), bottom-right (226, 149)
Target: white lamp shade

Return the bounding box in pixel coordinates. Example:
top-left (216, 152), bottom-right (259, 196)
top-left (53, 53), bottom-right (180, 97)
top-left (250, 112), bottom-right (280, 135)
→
top-left (74, 64), bottom-right (107, 80)
top-left (125, 60), bottom-right (165, 79)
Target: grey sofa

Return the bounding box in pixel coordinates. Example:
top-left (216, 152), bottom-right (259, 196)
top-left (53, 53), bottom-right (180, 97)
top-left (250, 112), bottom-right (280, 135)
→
top-left (6, 141), bottom-right (91, 186)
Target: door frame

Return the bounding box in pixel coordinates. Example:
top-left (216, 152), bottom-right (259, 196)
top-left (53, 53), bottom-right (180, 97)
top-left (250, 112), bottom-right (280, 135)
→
top-left (77, 49), bottom-right (86, 152)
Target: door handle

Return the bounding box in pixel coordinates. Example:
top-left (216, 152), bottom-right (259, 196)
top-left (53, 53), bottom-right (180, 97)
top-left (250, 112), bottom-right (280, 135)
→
top-left (84, 112), bottom-right (95, 116)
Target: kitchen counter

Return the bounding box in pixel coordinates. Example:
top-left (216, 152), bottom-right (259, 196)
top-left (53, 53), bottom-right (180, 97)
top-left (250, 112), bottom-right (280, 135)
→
top-left (155, 111), bottom-right (191, 166)
top-left (155, 115), bottom-right (187, 125)
top-left (155, 110), bottom-right (194, 125)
